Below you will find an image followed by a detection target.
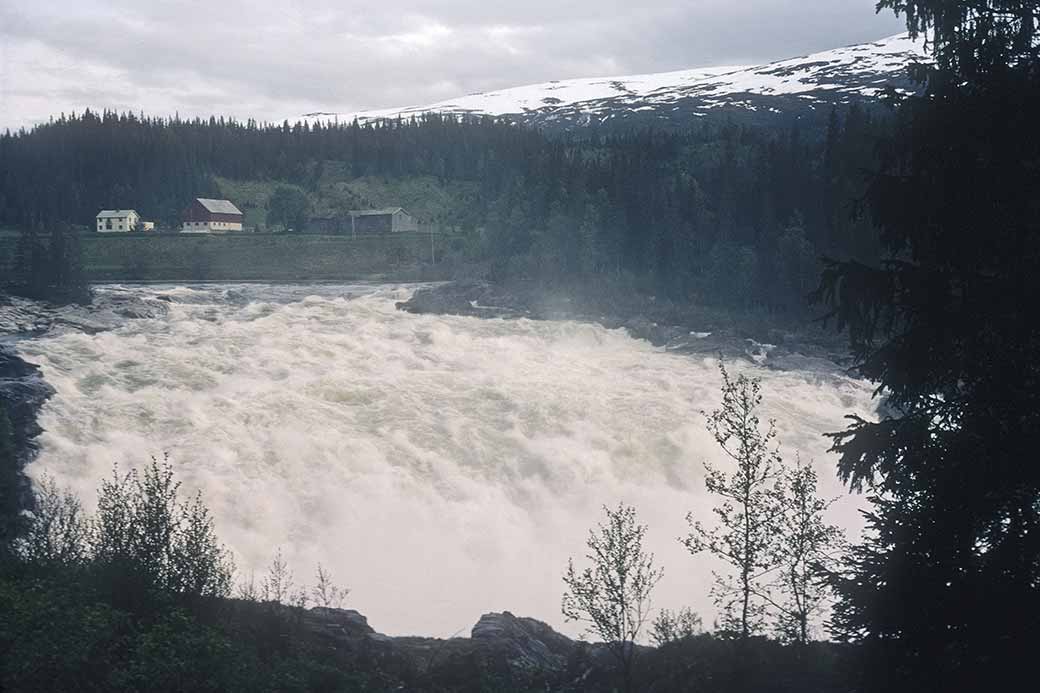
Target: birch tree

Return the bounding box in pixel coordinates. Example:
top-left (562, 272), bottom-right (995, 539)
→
top-left (683, 361), bottom-right (782, 640)
top-left (766, 456), bottom-right (844, 645)
top-left (563, 503), bottom-right (662, 693)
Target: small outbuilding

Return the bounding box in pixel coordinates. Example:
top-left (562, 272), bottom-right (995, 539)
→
top-left (96, 209), bottom-right (141, 232)
top-left (347, 208), bottom-right (419, 234)
top-left (181, 198), bottom-right (244, 233)
top-left (306, 214), bottom-right (346, 234)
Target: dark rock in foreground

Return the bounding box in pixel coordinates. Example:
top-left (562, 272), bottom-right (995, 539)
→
top-left (299, 606), bottom-right (618, 690)
top-left (295, 606), bottom-right (857, 692)
top-left (471, 611), bottom-right (578, 671)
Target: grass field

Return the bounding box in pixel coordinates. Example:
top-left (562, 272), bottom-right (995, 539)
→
top-left (212, 169), bottom-right (481, 233)
top-left (0, 231), bottom-right (460, 282)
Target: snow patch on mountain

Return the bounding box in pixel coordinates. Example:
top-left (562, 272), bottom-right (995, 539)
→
top-left (303, 34), bottom-right (929, 127)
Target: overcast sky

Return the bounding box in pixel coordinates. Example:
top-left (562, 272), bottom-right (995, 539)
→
top-left (0, 0), bottom-right (906, 131)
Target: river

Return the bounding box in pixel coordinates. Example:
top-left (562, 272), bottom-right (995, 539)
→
top-left (16, 283), bottom-right (877, 638)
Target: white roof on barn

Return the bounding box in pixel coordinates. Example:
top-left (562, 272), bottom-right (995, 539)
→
top-left (349, 207), bottom-right (407, 217)
top-left (196, 198), bottom-right (243, 215)
top-left (97, 209), bottom-right (138, 218)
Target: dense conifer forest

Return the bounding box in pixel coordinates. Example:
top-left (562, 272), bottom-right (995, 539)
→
top-left (1, 106), bottom-right (887, 312)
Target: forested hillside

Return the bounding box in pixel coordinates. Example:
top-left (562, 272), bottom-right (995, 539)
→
top-left (1, 108), bottom-right (887, 311)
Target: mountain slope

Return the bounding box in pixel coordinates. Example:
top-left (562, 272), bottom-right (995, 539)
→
top-left (304, 34), bottom-right (929, 130)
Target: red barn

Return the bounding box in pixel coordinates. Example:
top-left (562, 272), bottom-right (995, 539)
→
top-left (181, 198), bottom-right (244, 233)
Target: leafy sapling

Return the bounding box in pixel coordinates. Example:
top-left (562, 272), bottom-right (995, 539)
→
top-left (683, 361), bottom-right (783, 640)
top-left (650, 607), bottom-right (703, 646)
top-left (313, 563), bottom-right (350, 609)
top-left (563, 503), bottom-right (662, 693)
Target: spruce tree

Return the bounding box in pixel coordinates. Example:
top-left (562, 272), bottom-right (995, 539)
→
top-left (817, 2), bottom-right (1040, 689)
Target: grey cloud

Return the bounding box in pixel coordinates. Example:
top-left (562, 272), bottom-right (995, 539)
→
top-left (0, 0), bottom-right (906, 129)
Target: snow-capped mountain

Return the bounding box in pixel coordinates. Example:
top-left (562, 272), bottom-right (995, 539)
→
top-left (303, 34), bottom-right (929, 130)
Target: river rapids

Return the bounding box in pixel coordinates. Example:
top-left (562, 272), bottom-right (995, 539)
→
top-left (17, 283), bottom-right (877, 637)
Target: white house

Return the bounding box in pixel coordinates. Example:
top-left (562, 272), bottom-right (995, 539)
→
top-left (96, 209), bottom-right (141, 232)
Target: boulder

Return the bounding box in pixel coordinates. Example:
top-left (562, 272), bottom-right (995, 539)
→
top-left (302, 607), bottom-right (377, 644)
top-left (396, 281), bottom-right (533, 319)
top-left (298, 606), bottom-right (592, 684)
top-left (470, 611), bottom-right (576, 671)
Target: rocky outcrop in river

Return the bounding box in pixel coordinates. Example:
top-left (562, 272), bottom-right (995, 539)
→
top-left (397, 280), bottom-right (851, 369)
top-left (0, 289), bottom-right (169, 336)
top-left (0, 346), bottom-right (52, 464)
top-left (0, 344), bottom-right (53, 513)
top-left (0, 288), bottom-right (171, 515)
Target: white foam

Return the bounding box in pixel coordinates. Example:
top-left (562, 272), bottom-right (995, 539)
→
top-left (19, 284), bottom-right (877, 638)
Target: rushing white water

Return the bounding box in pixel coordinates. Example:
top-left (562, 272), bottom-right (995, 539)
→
top-left (18, 283), bottom-right (877, 638)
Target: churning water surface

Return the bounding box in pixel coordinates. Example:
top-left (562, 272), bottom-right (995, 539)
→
top-left (18, 283), bottom-right (877, 637)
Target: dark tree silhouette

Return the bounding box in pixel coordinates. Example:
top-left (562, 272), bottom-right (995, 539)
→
top-left (818, 2), bottom-right (1040, 690)
top-left (0, 410), bottom-right (20, 558)
top-left (266, 185), bottom-right (311, 232)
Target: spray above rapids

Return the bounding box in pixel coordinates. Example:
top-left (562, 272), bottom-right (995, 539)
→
top-left (17, 284), bottom-right (877, 637)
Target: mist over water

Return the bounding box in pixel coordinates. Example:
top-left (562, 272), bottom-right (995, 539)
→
top-left (18, 284), bottom-right (877, 638)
